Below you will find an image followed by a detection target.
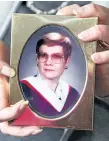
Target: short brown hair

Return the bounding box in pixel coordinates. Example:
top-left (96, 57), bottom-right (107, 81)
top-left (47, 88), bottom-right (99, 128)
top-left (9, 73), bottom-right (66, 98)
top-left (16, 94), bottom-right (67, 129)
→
top-left (36, 33), bottom-right (72, 60)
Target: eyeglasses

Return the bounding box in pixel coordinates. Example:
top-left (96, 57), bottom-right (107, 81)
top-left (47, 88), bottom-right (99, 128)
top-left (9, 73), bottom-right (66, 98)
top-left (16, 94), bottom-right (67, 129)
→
top-left (37, 52), bottom-right (64, 64)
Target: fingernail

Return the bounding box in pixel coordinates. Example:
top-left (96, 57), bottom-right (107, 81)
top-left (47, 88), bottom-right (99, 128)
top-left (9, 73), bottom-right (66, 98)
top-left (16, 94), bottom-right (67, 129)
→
top-left (19, 100), bottom-right (29, 110)
top-left (31, 129), bottom-right (43, 135)
top-left (72, 9), bottom-right (78, 16)
top-left (23, 100), bottom-right (29, 105)
top-left (78, 31), bottom-right (88, 41)
top-left (72, 5), bottom-right (81, 16)
top-left (1, 66), bottom-right (16, 77)
top-left (91, 54), bottom-right (101, 63)
top-left (56, 11), bottom-right (63, 15)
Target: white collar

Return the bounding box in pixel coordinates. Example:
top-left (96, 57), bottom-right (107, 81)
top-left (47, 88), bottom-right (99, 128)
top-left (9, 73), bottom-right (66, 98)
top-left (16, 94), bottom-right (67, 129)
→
top-left (22, 75), bottom-right (69, 112)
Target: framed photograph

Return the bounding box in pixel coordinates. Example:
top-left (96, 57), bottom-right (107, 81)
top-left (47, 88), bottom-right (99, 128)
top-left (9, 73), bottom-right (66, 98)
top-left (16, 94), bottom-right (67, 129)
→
top-left (10, 14), bottom-right (97, 130)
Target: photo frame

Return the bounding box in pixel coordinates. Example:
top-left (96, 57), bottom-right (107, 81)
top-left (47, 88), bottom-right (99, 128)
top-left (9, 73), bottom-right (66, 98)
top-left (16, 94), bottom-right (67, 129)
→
top-left (10, 14), bottom-right (97, 130)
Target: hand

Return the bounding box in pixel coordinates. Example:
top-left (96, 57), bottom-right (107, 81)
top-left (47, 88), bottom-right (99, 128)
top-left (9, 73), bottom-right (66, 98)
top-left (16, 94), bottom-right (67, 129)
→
top-left (57, 3), bottom-right (109, 97)
top-left (57, 3), bottom-right (109, 64)
top-left (0, 41), bottom-right (42, 136)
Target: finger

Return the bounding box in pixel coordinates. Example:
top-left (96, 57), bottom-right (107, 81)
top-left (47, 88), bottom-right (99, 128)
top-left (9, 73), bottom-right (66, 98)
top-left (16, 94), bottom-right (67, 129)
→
top-left (91, 50), bottom-right (109, 64)
top-left (0, 81), bottom-right (9, 110)
top-left (0, 122), bottom-right (42, 136)
top-left (0, 100), bottom-right (29, 122)
top-left (0, 41), bottom-right (10, 64)
top-left (56, 5), bottom-right (77, 15)
top-left (31, 128), bottom-right (43, 135)
top-left (57, 3), bottom-right (109, 24)
top-left (78, 25), bottom-right (109, 44)
top-left (57, 4), bottom-right (109, 24)
top-left (0, 61), bottom-right (15, 77)
top-left (72, 4), bottom-right (109, 24)
top-left (0, 41), bottom-right (14, 77)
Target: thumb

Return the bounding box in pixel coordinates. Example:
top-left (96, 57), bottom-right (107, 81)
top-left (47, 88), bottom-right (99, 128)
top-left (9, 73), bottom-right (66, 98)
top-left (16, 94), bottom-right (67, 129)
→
top-left (0, 61), bottom-right (15, 77)
top-left (0, 100), bottom-right (29, 122)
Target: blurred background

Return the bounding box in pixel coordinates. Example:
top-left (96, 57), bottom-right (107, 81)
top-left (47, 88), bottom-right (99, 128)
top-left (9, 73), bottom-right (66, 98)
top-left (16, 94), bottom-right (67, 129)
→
top-left (0, 1), bottom-right (109, 141)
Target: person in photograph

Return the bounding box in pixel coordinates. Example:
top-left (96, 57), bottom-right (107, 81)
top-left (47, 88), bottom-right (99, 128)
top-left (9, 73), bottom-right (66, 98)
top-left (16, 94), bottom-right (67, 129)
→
top-left (20, 32), bottom-right (79, 117)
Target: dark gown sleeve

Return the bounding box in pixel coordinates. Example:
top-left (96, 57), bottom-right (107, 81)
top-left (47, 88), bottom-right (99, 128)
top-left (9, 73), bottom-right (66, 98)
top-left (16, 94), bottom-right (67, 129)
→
top-left (61, 85), bottom-right (80, 114)
top-left (69, 86), bottom-right (80, 99)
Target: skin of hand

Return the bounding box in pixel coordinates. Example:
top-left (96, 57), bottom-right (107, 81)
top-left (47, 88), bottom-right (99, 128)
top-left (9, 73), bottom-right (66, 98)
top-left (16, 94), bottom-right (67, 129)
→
top-left (57, 3), bottom-right (109, 97)
top-left (0, 41), bottom-right (42, 136)
top-left (57, 3), bottom-right (109, 64)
